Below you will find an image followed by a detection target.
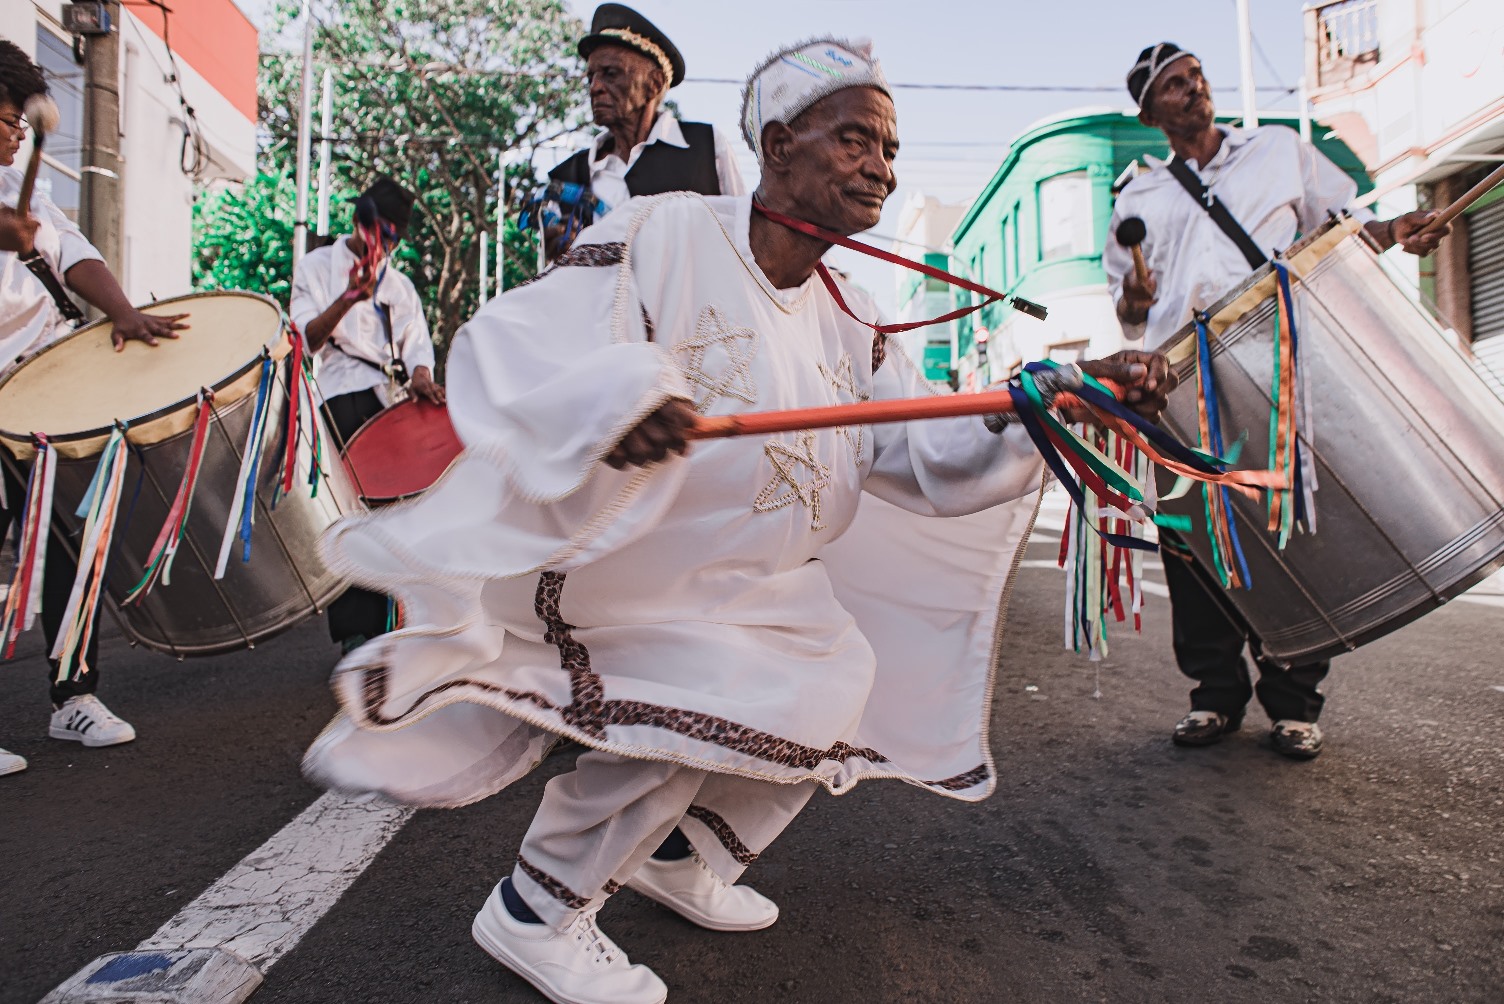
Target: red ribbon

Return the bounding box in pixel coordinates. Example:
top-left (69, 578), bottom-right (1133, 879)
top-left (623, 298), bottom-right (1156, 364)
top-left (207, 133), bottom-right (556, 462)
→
top-left (282, 328), bottom-right (305, 495)
top-left (751, 202), bottom-right (1048, 335)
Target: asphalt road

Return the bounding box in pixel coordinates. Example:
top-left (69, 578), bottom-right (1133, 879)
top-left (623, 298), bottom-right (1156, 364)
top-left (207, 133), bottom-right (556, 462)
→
top-left (3, 508), bottom-right (1501, 1004)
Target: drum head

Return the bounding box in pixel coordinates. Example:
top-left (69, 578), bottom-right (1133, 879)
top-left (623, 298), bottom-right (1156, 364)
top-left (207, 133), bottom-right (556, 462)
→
top-left (0, 291), bottom-right (285, 448)
top-left (341, 398), bottom-right (463, 504)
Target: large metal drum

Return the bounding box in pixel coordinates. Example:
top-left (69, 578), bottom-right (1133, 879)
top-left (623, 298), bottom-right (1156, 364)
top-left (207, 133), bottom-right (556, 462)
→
top-left (0, 291), bottom-right (358, 656)
top-left (1156, 216), bottom-right (1504, 664)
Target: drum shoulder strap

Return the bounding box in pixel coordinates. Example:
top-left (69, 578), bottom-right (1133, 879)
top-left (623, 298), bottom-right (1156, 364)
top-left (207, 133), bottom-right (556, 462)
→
top-left (1166, 157), bottom-right (1269, 270)
top-left (19, 250), bottom-right (85, 322)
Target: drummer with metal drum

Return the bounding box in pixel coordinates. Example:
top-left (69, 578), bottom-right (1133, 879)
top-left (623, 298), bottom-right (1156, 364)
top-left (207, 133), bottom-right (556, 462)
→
top-left (1103, 42), bottom-right (1449, 760)
top-left (291, 176), bottom-right (444, 655)
top-left (0, 40), bottom-right (188, 776)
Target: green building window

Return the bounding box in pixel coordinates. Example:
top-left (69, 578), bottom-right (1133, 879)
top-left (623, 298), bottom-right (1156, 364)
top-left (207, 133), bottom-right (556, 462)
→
top-left (1038, 171), bottom-right (1094, 261)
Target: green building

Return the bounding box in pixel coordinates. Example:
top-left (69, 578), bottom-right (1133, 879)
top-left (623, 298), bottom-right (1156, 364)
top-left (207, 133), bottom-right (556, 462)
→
top-left (941, 108), bottom-right (1371, 390)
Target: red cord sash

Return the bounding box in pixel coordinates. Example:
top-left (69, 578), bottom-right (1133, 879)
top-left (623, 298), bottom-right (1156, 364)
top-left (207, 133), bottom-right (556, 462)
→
top-left (752, 202), bottom-right (1048, 332)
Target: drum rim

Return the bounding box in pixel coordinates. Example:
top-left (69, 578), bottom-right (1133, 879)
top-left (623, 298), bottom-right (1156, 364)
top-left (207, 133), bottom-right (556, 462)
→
top-left (0, 290), bottom-right (288, 448)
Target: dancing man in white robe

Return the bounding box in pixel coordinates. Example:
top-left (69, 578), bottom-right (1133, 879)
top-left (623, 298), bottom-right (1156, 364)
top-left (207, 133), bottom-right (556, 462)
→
top-left (305, 37), bottom-right (1173, 1004)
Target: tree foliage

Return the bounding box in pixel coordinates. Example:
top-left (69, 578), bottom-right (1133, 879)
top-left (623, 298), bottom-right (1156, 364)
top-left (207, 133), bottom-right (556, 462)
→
top-left (193, 0), bottom-right (587, 356)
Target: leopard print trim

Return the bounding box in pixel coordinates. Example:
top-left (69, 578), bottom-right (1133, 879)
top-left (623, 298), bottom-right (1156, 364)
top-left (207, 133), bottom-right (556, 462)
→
top-left (871, 332), bottom-right (888, 374)
top-left (517, 854), bottom-right (590, 910)
top-left (926, 765), bottom-right (989, 791)
top-left (685, 805), bottom-right (757, 866)
top-left (512, 242), bottom-right (628, 290)
top-left (355, 575), bottom-right (894, 772)
top-left (602, 879), bottom-right (622, 896)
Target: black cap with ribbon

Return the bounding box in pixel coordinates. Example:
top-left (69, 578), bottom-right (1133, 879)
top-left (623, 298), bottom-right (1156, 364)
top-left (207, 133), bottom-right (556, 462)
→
top-left (1127, 41), bottom-right (1195, 111)
top-left (577, 3), bottom-right (685, 88)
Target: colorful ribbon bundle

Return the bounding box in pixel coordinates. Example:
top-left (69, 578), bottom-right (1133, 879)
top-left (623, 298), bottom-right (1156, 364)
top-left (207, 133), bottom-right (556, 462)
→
top-left (1268, 262), bottom-right (1317, 547)
top-left (125, 392), bottom-right (215, 603)
top-left (2, 437), bottom-right (57, 657)
top-left (51, 426), bottom-right (129, 679)
top-left (215, 353), bottom-right (276, 579)
top-left (1060, 428), bottom-right (1150, 663)
top-left (1194, 315), bottom-right (1254, 590)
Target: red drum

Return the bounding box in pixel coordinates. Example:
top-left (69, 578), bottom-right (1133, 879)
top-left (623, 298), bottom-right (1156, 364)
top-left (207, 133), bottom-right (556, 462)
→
top-left (341, 398), bottom-right (463, 505)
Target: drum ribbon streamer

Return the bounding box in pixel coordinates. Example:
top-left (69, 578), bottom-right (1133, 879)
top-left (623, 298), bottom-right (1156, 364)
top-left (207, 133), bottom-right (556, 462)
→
top-left (1194, 314), bottom-right (1254, 590)
top-left (277, 325), bottom-right (324, 502)
top-left (125, 392), bottom-right (216, 603)
top-left (214, 353), bottom-right (277, 579)
top-left (2, 438), bottom-right (57, 657)
top-left (51, 426), bottom-right (129, 679)
top-left (1269, 262), bottom-right (1316, 546)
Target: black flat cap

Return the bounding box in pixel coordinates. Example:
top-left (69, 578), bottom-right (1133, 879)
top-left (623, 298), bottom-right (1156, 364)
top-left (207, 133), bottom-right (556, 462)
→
top-left (577, 3), bottom-right (685, 87)
top-left (358, 176), bottom-right (417, 230)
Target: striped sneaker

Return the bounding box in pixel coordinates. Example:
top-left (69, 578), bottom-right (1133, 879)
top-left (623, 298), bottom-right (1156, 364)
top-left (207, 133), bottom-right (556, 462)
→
top-left (49, 695), bottom-right (136, 748)
top-left (0, 747), bottom-right (27, 776)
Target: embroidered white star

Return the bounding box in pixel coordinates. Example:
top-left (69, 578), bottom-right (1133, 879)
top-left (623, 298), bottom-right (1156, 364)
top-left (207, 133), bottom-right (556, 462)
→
top-left (818, 352), bottom-right (870, 465)
top-left (754, 430), bottom-right (832, 531)
top-left (674, 305), bottom-right (759, 414)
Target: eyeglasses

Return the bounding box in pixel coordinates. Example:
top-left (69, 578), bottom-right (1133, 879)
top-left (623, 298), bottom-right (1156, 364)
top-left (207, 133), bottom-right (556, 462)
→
top-left (0, 114), bottom-right (27, 134)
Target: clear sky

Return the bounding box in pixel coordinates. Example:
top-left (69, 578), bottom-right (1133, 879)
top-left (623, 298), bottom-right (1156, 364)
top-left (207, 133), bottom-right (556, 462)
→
top-left (243, 0), bottom-right (1322, 311)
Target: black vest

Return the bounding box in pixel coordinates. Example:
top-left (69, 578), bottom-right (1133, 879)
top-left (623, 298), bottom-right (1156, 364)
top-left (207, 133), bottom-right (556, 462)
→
top-left (549, 120), bottom-right (721, 208)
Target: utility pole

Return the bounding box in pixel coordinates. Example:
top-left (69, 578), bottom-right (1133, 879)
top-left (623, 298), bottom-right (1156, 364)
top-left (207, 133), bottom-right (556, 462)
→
top-left (316, 68), bottom-right (333, 236)
top-left (292, 0), bottom-right (315, 268)
top-left (1235, 0), bottom-right (1259, 128)
top-left (495, 149), bottom-right (506, 292)
top-left (80, 0), bottom-right (124, 281)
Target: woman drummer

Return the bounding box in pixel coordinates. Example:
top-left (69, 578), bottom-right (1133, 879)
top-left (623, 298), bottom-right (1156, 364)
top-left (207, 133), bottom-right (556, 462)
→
top-left (0, 40), bottom-right (187, 777)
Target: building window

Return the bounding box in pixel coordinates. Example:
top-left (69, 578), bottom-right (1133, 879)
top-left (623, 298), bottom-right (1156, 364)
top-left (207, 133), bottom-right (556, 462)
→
top-left (999, 217), bottom-right (1010, 287)
top-left (35, 29), bottom-right (86, 221)
top-left (1038, 171), bottom-right (1095, 262)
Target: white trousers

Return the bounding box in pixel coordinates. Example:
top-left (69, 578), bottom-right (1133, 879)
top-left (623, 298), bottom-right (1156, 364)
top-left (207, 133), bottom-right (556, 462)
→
top-left (511, 750), bottom-right (817, 930)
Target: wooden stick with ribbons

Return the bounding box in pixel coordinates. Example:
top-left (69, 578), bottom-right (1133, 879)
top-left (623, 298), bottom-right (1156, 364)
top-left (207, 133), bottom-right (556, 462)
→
top-left (1417, 162), bottom-right (1504, 238)
top-left (688, 387), bottom-right (1077, 440)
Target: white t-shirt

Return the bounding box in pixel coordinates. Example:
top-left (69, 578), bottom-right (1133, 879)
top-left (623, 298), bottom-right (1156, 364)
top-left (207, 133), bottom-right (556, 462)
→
top-left (289, 236), bottom-right (435, 402)
top-left (0, 165), bottom-right (103, 374)
top-left (1104, 124), bottom-right (1373, 350)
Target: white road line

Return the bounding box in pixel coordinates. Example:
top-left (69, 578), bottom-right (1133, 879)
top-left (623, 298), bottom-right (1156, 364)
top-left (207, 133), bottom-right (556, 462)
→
top-left (138, 792), bottom-right (412, 970)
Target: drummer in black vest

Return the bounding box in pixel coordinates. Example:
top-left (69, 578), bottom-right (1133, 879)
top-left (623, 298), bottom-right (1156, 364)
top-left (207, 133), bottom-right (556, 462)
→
top-left (542, 3), bottom-right (744, 259)
top-left (291, 176), bottom-right (443, 655)
top-left (1104, 42), bottom-right (1449, 760)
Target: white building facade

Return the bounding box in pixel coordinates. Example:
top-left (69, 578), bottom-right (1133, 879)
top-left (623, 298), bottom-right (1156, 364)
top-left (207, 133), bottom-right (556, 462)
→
top-left (891, 193), bottom-right (969, 390)
top-left (1, 0), bottom-right (257, 305)
top-left (1305, 0), bottom-right (1504, 388)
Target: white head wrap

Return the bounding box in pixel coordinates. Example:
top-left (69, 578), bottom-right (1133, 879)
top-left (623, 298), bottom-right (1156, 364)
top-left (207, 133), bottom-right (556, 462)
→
top-left (740, 37), bottom-right (892, 163)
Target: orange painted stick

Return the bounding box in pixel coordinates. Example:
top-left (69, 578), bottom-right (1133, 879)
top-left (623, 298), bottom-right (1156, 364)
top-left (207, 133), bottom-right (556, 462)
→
top-left (687, 386), bottom-right (1097, 440)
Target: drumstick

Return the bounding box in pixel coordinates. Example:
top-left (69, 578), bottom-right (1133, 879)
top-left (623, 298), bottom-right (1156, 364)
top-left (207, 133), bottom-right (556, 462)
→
top-left (1417, 162), bottom-right (1504, 238)
top-left (15, 95), bottom-right (61, 215)
top-left (687, 385), bottom-right (1108, 440)
top-left (1115, 217), bottom-right (1150, 288)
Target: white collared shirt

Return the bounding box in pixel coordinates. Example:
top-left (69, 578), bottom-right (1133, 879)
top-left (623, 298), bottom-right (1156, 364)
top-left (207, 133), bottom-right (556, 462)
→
top-left (290, 236), bottom-right (435, 403)
top-left (585, 113), bottom-right (745, 216)
top-left (0, 164), bottom-right (103, 375)
top-left (1104, 124), bottom-right (1374, 350)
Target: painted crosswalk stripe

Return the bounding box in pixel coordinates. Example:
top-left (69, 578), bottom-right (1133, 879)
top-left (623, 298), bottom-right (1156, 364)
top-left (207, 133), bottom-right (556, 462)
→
top-left (43, 793), bottom-right (411, 1002)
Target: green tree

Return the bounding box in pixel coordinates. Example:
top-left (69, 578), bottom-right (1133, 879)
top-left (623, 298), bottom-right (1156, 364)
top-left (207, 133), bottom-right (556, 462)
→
top-left (194, 0), bottom-right (587, 356)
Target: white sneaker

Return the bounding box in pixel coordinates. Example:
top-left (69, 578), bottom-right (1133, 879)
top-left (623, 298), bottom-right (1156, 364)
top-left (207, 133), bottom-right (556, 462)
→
top-left (0, 747), bottom-right (26, 776)
top-left (472, 882), bottom-right (667, 1004)
top-left (627, 852), bottom-right (779, 932)
top-left (49, 695), bottom-right (136, 748)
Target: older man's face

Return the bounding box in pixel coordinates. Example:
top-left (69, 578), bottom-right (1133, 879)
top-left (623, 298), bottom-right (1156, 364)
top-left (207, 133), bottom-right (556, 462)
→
top-left (781, 87), bottom-right (898, 234)
top-left (1143, 56), bottom-right (1215, 135)
top-left (587, 46), bottom-right (663, 135)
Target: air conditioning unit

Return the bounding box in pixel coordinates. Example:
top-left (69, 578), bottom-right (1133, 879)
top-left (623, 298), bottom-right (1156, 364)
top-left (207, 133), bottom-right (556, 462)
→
top-left (63, 2), bottom-right (113, 36)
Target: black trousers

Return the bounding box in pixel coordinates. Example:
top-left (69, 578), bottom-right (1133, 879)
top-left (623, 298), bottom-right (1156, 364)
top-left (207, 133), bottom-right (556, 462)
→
top-left (1162, 545), bottom-right (1329, 724)
top-left (0, 461), bottom-right (100, 706)
top-left (322, 390), bottom-right (392, 646)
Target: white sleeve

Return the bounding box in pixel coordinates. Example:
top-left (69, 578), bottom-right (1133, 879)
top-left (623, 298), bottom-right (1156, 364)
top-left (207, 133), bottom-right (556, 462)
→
top-left (713, 128), bottom-right (747, 197)
top-left (1297, 135), bottom-right (1372, 227)
top-left (397, 278), bottom-right (435, 371)
top-left (863, 338), bottom-right (1043, 517)
top-left (37, 191), bottom-right (104, 273)
top-left (1102, 202), bottom-right (1147, 342)
top-left (289, 253), bottom-right (328, 334)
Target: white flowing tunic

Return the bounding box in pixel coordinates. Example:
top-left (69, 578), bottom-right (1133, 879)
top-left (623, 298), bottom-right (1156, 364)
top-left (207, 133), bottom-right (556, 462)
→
top-left (305, 194), bottom-right (1045, 808)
